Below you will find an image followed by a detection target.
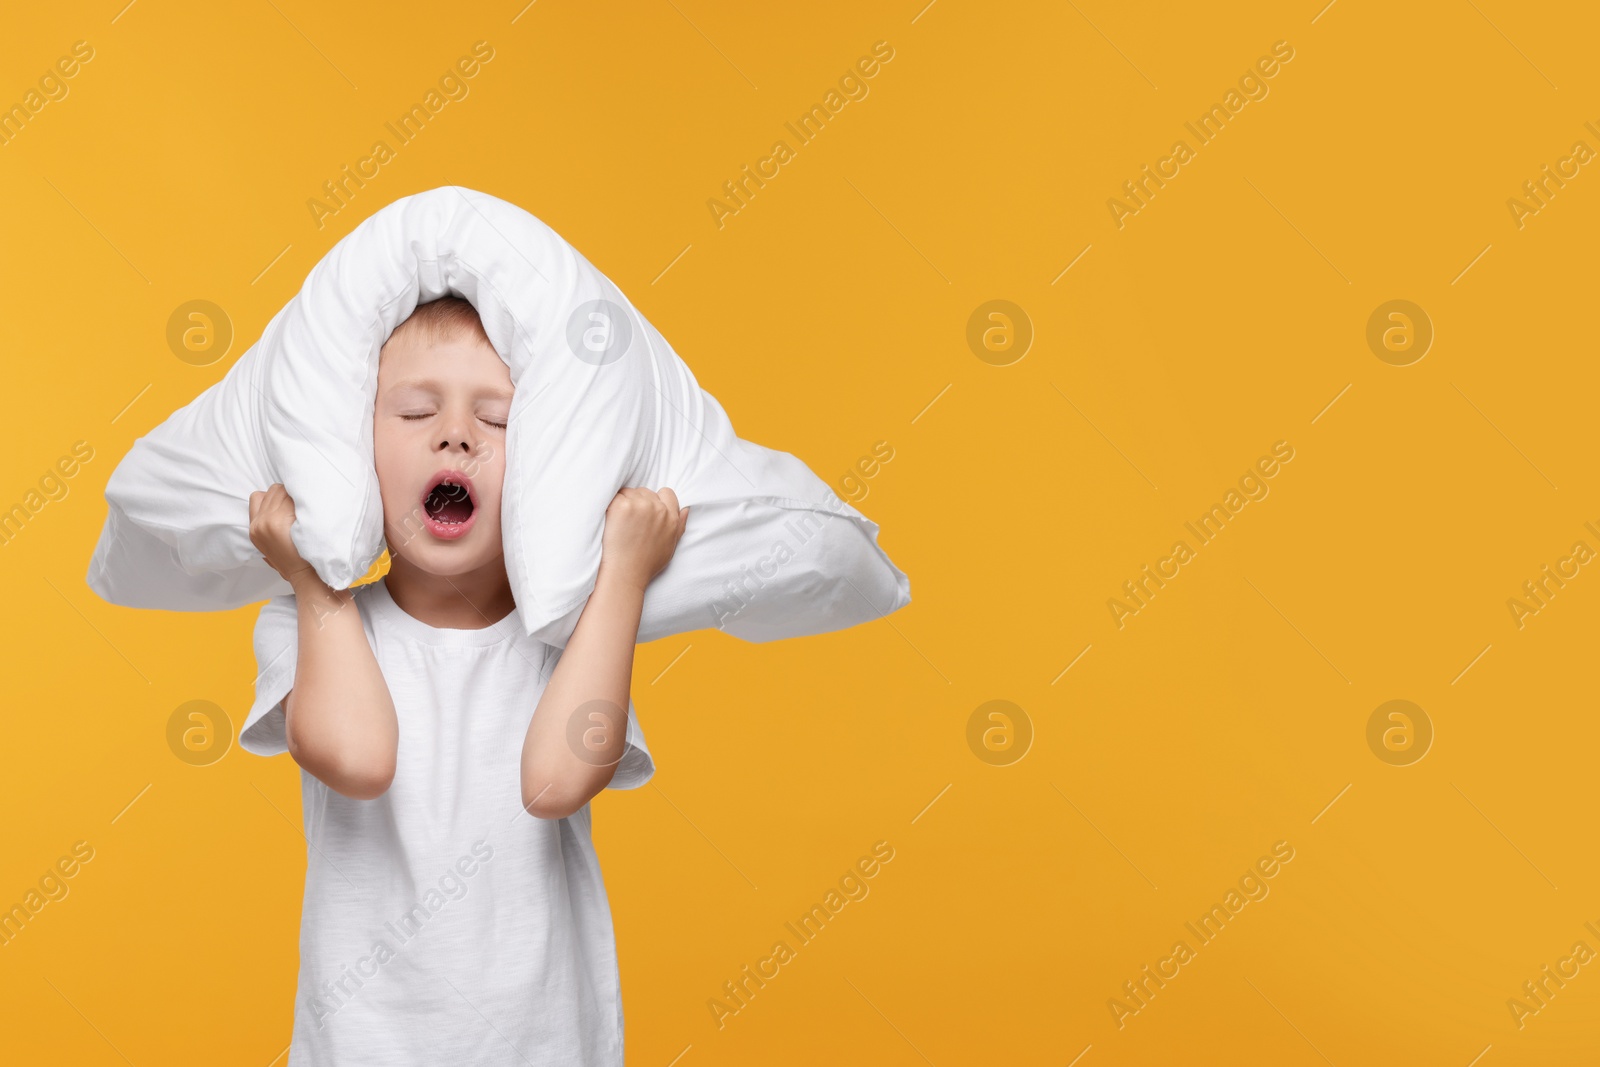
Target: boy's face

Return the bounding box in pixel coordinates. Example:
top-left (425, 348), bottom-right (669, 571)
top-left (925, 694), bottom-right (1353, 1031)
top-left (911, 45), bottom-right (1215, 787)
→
top-left (373, 327), bottom-right (513, 576)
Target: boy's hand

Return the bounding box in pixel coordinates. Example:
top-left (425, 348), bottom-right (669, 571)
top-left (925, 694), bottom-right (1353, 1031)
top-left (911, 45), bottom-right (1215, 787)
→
top-left (597, 486), bottom-right (689, 594)
top-left (249, 483), bottom-right (320, 588)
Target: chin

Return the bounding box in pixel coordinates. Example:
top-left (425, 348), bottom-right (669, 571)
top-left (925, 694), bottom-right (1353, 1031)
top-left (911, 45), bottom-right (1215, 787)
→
top-left (411, 542), bottom-right (501, 576)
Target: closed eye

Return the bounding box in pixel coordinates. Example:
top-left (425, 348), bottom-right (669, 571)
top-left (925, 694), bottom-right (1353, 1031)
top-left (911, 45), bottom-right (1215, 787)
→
top-left (400, 413), bottom-right (506, 429)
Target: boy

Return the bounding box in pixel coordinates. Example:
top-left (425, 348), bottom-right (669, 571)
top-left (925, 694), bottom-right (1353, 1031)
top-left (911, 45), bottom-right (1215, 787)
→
top-left (240, 296), bottom-right (688, 1065)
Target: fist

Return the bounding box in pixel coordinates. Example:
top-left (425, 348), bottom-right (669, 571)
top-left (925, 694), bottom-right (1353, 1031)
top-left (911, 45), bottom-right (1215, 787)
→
top-left (249, 483), bottom-right (317, 587)
top-left (599, 486), bottom-right (689, 593)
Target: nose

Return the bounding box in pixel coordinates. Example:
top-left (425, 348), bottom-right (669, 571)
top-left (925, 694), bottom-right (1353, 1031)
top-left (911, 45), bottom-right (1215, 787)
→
top-left (434, 407), bottom-right (478, 455)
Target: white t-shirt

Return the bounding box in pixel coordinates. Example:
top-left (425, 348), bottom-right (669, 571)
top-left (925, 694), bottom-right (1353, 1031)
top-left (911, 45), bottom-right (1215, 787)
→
top-left (241, 576), bottom-right (654, 1067)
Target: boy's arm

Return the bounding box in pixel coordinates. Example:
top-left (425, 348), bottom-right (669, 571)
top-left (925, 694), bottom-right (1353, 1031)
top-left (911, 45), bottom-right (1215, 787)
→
top-left (518, 567), bottom-right (644, 818)
top-left (251, 484), bottom-right (398, 800)
top-left (284, 573), bottom-right (399, 799)
top-left (520, 487), bottom-right (688, 819)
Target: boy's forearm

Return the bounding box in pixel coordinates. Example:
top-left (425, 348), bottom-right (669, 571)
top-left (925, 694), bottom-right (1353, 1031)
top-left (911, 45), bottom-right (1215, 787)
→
top-left (286, 575), bottom-right (399, 799)
top-left (520, 565), bottom-right (644, 818)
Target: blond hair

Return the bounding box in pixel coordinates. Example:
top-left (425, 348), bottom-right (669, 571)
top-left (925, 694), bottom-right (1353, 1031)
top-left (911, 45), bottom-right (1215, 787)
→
top-left (385, 295), bottom-right (491, 352)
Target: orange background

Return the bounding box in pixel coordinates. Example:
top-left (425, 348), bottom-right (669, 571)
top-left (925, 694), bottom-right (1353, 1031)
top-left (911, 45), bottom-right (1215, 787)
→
top-left (3, 1), bottom-right (1598, 1064)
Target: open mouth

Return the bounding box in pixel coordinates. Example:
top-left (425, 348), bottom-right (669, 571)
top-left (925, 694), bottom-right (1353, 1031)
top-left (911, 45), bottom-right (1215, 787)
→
top-left (421, 470), bottom-right (477, 540)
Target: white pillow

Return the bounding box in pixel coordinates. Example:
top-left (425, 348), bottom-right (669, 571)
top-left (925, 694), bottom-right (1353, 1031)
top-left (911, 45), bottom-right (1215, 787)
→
top-left (86, 185), bottom-right (910, 646)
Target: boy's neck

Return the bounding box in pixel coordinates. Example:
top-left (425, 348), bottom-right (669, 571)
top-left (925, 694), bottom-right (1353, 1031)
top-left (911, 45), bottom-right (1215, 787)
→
top-left (382, 551), bottom-right (517, 630)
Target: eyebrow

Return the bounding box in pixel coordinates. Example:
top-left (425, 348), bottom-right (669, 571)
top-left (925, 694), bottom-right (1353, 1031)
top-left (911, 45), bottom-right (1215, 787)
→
top-left (386, 377), bottom-right (514, 402)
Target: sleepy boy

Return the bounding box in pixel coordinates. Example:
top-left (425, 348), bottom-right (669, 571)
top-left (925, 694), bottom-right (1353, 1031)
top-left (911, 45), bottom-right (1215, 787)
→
top-left (240, 296), bottom-right (688, 1065)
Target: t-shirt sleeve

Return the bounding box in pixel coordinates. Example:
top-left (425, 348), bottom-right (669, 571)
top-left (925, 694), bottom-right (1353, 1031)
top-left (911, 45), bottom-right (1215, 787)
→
top-left (241, 593), bottom-right (298, 757)
top-left (607, 698), bottom-right (655, 790)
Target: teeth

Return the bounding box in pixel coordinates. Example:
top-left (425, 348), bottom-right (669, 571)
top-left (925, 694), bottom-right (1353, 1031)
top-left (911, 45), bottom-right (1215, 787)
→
top-left (425, 479), bottom-right (472, 528)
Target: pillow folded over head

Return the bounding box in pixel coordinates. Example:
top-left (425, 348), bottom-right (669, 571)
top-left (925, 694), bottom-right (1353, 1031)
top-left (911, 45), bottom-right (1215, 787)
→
top-left (86, 185), bottom-right (911, 646)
